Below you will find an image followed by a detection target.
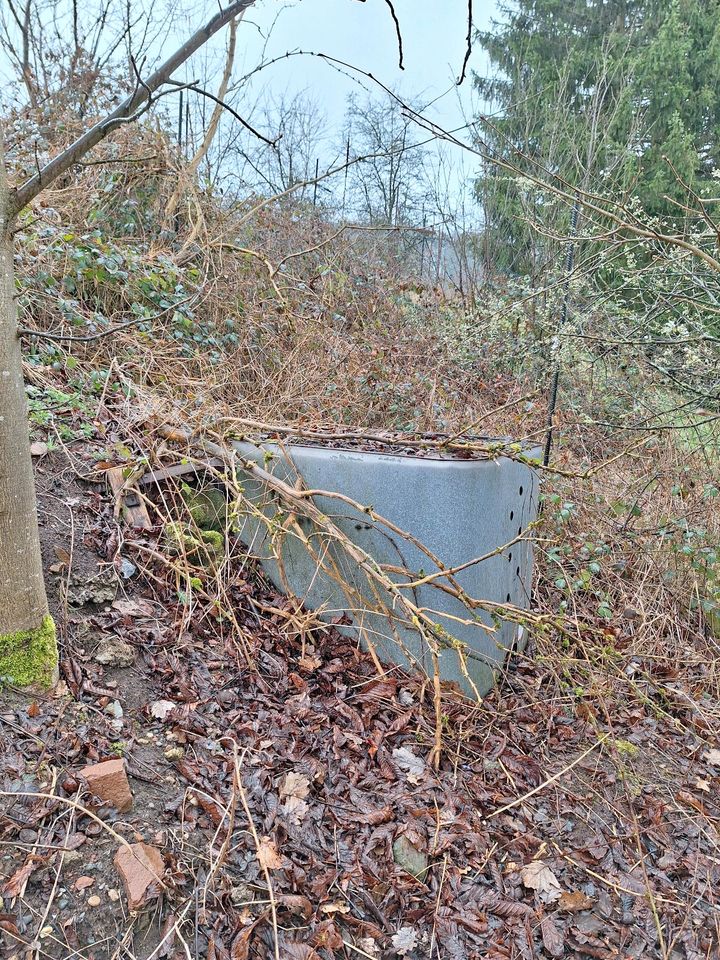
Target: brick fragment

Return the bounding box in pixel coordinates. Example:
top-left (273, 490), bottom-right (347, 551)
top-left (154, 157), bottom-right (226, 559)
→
top-left (79, 758), bottom-right (133, 812)
top-left (114, 842), bottom-right (165, 911)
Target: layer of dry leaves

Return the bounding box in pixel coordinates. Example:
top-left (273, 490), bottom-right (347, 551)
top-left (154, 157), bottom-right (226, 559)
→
top-left (1, 448), bottom-right (719, 960)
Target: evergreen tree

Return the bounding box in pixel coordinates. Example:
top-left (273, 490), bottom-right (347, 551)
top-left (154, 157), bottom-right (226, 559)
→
top-left (475, 0), bottom-right (720, 273)
top-left (634, 0), bottom-right (720, 214)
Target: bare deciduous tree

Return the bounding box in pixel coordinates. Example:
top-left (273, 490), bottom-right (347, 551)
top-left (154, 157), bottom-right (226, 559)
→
top-left (0, 0), bottom-right (253, 686)
top-left (342, 91), bottom-right (428, 226)
top-left (233, 90), bottom-right (329, 201)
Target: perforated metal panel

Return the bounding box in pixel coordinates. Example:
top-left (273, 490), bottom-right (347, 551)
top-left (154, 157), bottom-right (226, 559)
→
top-left (233, 441), bottom-right (539, 697)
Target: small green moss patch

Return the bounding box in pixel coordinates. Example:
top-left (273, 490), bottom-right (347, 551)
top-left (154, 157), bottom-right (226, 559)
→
top-left (0, 615), bottom-right (58, 688)
top-left (181, 484), bottom-right (227, 532)
top-left (164, 521), bottom-right (225, 566)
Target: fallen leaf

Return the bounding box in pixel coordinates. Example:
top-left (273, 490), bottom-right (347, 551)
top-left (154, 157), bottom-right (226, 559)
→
top-left (558, 889), bottom-right (593, 912)
top-left (279, 771), bottom-right (310, 823)
top-left (54, 546), bottom-right (71, 565)
top-left (279, 894), bottom-right (313, 919)
top-left (256, 837), bottom-right (284, 870)
top-left (703, 748), bottom-right (720, 766)
top-left (319, 900), bottom-right (350, 915)
top-left (521, 860), bottom-right (562, 902)
top-left (150, 700), bottom-right (176, 720)
top-left (540, 915), bottom-right (564, 957)
top-left (695, 777), bottom-right (711, 793)
top-left (111, 598), bottom-right (155, 617)
top-left (312, 919), bottom-right (343, 951)
top-left (30, 441), bottom-right (48, 457)
top-left (230, 924), bottom-right (255, 960)
top-left (52, 680), bottom-right (70, 699)
top-left (282, 945), bottom-right (320, 960)
top-left (2, 859), bottom-right (38, 898)
top-left (677, 790), bottom-right (707, 815)
top-left (280, 771), bottom-right (310, 823)
top-left (356, 805), bottom-right (393, 825)
top-left (392, 746), bottom-right (425, 784)
top-left (357, 938), bottom-right (380, 956)
top-left (391, 926), bottom-right (418, 955)
top-left (0, 917), bottom-right (20, 938)
top-left (298, 655), bottom-right (321, 672)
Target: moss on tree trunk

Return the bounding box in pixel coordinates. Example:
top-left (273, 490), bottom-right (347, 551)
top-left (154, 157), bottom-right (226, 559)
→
top-left (1, 127), bottom-right (57, 693)
top-left (0, 615), bottom-right (58, 688)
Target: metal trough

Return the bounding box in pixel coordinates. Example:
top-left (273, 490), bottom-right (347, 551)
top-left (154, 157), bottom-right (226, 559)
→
top-left (233, 440), bottom-right (539, 697)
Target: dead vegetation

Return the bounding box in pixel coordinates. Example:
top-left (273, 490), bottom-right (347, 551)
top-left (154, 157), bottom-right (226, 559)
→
top-left (1, 115), bottom-right (720, 958)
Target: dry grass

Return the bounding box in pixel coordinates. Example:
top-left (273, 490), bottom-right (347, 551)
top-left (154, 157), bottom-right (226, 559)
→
top-left (9, 117), bottom-right (720, 725)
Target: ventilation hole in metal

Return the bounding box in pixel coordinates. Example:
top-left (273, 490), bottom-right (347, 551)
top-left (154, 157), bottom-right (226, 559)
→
top-left (516, 566), bottom-right (521, 577)
top-left (508, 552), bottom-right (512, 563)
top-left (518, 526), bottom-right (522, 536)
top-left (505, 593), bottom-right (511, 603)
top-left (519, 485), bottom-right (524, 496)
top-left (510, 509), bottom-right (514, 521)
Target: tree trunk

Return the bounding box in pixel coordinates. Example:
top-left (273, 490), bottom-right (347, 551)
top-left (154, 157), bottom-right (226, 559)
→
top-left (0, 132), bottom-right (57, 688)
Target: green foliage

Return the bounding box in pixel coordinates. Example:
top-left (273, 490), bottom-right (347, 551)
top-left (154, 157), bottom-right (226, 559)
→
top-left (543, 494), bottom-right (615, 621)
top-left (632, 0), bottom-right (720, 213)
top-left (163, 521), bottom-right (225, 567)
top-left (26, 382), bottom-right (98, 442)
top-left (666, 513), bottom-right (720, 635)
top-left (475, 0), bottom-right (720, 271)
top-left (18, 227), bottom-right (239, 362)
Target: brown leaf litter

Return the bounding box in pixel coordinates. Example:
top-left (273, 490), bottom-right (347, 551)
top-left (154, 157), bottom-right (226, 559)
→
top-left (0, 446), bottom-right (718, 958)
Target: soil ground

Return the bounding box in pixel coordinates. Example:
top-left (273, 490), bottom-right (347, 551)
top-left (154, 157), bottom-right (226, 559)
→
top-left (1, 445), bottom-right (719, 960)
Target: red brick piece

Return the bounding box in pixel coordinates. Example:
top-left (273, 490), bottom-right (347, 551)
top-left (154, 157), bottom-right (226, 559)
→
top-left (79, 758), bottom-right (133, 812)
top-left (114, 842), bottom-right (165, 911)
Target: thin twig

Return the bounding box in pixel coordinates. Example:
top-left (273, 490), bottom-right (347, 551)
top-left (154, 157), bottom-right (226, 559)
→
top-left (457, 0), bottom-right (473, 84)
top-left (485, 735), bottom-right (609, 819)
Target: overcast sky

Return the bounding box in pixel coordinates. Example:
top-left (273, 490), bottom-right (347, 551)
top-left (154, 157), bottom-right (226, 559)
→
top-left (232, 0), bottom-right (498, 131)
top-left (168, 0), bottom-right (500, 152)
top-left (0, 0), bottom-right (503, 204)
top-left (0, 1), bottom-right (501, 151)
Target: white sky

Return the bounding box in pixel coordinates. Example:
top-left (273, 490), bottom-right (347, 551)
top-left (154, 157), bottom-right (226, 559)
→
top-left (0, 0), bottom-right (501, 151)
top-left (0, 0), bottom-right (502, 204)
top-left (232, 0), bottom-right (497, 133)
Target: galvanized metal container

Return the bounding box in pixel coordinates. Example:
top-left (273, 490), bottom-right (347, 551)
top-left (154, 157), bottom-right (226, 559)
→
top-left (233, 440), bottom-right (539, 697)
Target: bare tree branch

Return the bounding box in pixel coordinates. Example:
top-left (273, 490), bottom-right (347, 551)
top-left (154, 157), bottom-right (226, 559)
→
top-left (166, 80), bottom-right (278, 148)
top-left (383, 0), bottom-right (404, 70)
top-left (457, 0), bottom-right (472, 84)
top-left (9, 0), bottom-right (256, 217)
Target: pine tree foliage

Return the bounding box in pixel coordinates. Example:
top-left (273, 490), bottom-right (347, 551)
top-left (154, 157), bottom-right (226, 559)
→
top-left (475, 0), bottom-right (720, 273)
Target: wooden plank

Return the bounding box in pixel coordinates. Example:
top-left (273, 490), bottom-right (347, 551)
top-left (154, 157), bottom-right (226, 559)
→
top-left (138, 458), bottom-right (225, 486)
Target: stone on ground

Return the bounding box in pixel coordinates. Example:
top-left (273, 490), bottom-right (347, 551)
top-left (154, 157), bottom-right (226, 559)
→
top-left (93, 635), bottom-right (135, 667)
top-left (392, 834), bottom-right (428, 880)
